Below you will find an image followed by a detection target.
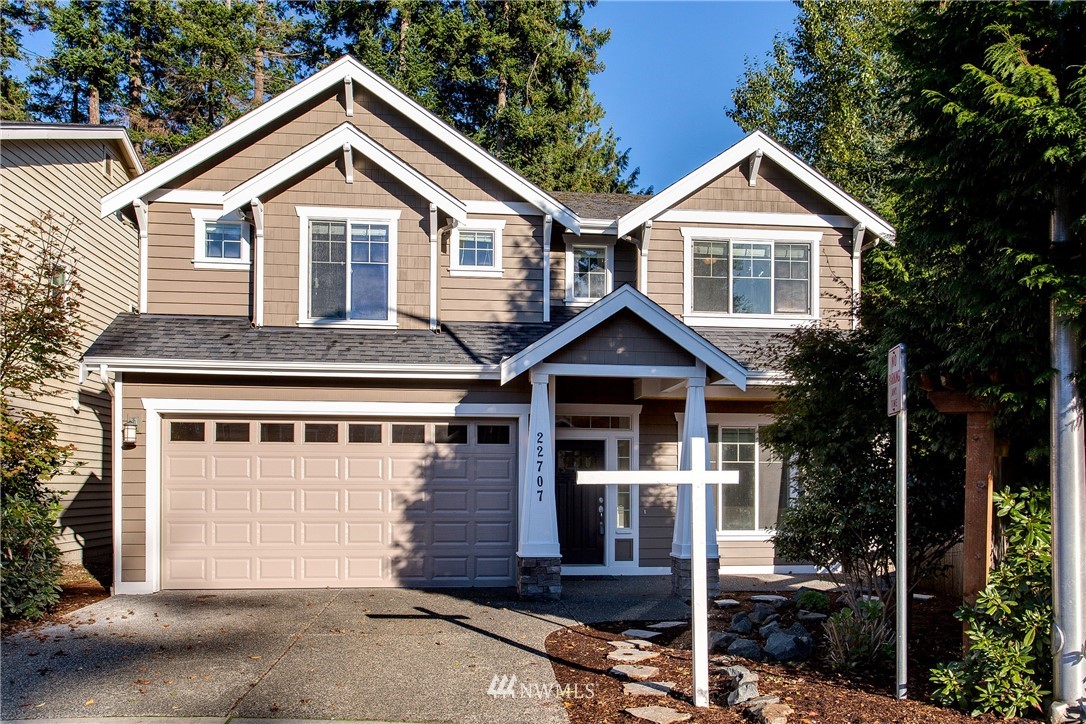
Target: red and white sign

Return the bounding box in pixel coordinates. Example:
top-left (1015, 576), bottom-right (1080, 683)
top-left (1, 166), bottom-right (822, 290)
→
top-left (887, 344), bottom-right (906, 416)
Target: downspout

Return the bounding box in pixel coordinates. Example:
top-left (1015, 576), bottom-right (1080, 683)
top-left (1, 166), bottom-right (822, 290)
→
top-left (132, 199), bottom-right (148, 313)
top-left (851, 224), bottom-right (865, 330)
top-left (432, 210), bottom-right (458, 332)
top-left (542, 215), bottom-right (553, 323)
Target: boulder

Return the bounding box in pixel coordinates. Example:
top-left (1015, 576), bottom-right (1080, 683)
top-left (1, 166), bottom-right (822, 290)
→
top-left (726, 637), bottom-right (763, 661)
top-left (720, 665), bottom-right (759, 685)
top-left (727, 681), bottom-right (760, 706)
top-left (709, 631), bottom-right (737, 652)
top-left (758, 621), bottom-right (782, 638)
top-left (729, 612), bottom-right (753, 634)
top-left (796, 610), bottom-right (828, 624)
top-left (745, 694), bottom-right (781, 708)
top-left (749, 602), bottom-right (777, 625)
top-left (784, 622), bottom-right (811, 639)
top-left (753, 702), bottom-right (794, 724)
top-left (763, 631), bottom-right (814, 661)
top-left (750, 594), bottom-right (790, 608)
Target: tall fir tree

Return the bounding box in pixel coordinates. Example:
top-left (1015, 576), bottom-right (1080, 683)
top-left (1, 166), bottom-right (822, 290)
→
top-left (0, 0), bottom-right (44, 120)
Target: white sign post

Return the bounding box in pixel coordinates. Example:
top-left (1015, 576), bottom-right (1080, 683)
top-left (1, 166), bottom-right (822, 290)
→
top-left (887, 343), bottom-right (908, 700)
top-left (577, 468), bottom-right (738, 708)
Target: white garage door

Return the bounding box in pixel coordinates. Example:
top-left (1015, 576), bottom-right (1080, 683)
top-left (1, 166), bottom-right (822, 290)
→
top-left (161, 418), bottom-right (517, 589)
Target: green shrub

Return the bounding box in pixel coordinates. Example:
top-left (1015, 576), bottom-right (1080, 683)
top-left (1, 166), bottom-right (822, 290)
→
top-left (930, 487), bottom-right (1051, 718)
top-left (0, 405), bottom-right (68, 620)
top-left (823, 597), bottom-right (893, 671)
top-left (797, 589), bottom-right (830, 613)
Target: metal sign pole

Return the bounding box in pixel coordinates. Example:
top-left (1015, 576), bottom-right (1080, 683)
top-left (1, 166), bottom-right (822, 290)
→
top-left (888, 343), bottom-right (908, 700)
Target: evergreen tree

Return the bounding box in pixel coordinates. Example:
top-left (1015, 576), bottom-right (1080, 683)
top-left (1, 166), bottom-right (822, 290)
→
top-left (0, 0), bottom-right (43, 120)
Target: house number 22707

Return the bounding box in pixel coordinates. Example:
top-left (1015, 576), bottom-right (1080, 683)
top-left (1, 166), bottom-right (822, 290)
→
top-left (536, 431), bottom-right (545, 501)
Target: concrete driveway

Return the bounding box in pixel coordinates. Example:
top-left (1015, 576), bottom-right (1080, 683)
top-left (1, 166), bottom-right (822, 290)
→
top-left (2, 579), bottom-right (691, 723)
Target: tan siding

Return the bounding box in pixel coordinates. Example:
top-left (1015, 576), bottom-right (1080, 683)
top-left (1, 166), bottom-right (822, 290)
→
top-left (174, 87), bottom-right (508, 201)
top-left (645, 223), bottom-right (685, 315)
top-left (676, 158), bottom-right (841, 216)
top-left (637, 399), bottom-right (680, 567)
top-left (546, 310), bottom-right (696, 367)
top-left (818, 228), bottom-right (854, 329)
top-left (720, 540), bottom-right (776, 567)
top-left (1, 138), bottom-right (139, 561)
top-left (440, 214), bottom-right (543, 323)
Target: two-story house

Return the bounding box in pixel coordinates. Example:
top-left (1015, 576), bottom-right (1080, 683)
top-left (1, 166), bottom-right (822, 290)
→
top-left (86, 56), bottom-right (893, 597)
top-left (1, 122), bottom-right (143, 570)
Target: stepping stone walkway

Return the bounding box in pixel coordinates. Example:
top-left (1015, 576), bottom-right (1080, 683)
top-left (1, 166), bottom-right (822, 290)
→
top-left (648, 620), bottom-right (687, 629)
top-left (624, 706), bottom-right (691, 724)
top-left (607, 648), bottom-right (660, 664)
top-left (623, 680), bottom-right (676, 696)
top-left (610, 664), bottom-right (660, 681)
top-left (622, 628), bottom-right (663, 639)
top-left (610, 639), bottom-right (655, 650)
top-left (715, 598), bottom-right (741, 608)
top-left (750, 594), bottom-right (789, 606)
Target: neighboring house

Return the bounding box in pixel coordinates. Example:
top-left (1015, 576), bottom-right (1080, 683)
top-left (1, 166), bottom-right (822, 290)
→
top-left (0, 122), bottom-right (144, 568)
top-left (86, 56), bottom-right (893, 596)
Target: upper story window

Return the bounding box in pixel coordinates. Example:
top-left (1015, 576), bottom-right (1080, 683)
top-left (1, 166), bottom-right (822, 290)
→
top-left (296, 206), bottom-right (399, 328)
top-left (191, 208), bottom-right (251, 271)
top-left (565, 243), bottom-right (614, 305)
top-left (682, 227), bottom-right (821, 327)
top-left (450, 219), bottom-right (505, 277)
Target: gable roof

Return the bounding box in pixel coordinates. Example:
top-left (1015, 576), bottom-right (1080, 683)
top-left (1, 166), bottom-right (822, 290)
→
top-left (549, 191), bottom-right (653, 220)
top-left (499, 285), bottom-right (747, 388)
top-left (99, 56), bottom-right (579, 232)
top-left (0, 122), bottom-right (144, 176)
top-left (615, 130), bottom-right (895, 241)
top-left (222, 123), bottom-right (468, 222)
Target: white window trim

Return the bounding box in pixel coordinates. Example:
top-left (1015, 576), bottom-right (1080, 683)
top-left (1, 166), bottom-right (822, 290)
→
top-left (676, 412), bottom-right (783, 540)
top-left (296, 206), bottom-right (400, 329)
top-left (564, 242), bottom-right (615, 306)
top-left (450, 218), bottom-right (505, 278)
top-left (191, 208), bottom-right (251, 271)
top-left (682, 227), bottom-right (821, 328)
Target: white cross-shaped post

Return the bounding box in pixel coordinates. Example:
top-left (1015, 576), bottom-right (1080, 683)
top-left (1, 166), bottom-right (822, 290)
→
top-left (577, 467), bottom-right (738, 707)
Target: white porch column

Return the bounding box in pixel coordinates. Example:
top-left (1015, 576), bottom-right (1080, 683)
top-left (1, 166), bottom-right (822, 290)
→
top-left (671, 372), bottom-right (720, 596)
top-left (517, 371), bottom-right (561, 598)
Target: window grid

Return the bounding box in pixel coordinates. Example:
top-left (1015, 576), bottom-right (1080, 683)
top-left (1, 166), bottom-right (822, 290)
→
top-left (309, 219), bottom-right (391, 322)
top-left (572, 246), bottom-right (607, 300)
top-left (709, 426), bottom-right (759, 531)
top-left (457, 230), bottom-right (495, 268)
top-left (616, 438), bottom-right (633, 530)
top-left (691, 240), bottom-right (811, 316)
top-left (204, 221), bottom-right (245, 260)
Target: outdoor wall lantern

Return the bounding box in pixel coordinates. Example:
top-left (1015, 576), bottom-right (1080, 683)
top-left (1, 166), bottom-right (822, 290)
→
top-left (123, 417), bottom-right (140, 446)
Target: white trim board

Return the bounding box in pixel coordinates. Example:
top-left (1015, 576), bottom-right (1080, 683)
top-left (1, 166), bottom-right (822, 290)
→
top-left (80, 356), bottom-right (502, 379)
top-left (615, 130), bottom-right (895, 242)
top-left (1, 124), bottom-right (144, 175)
top-left (99, 56), bottom-right (580, 233)
top-left (128, 399), bottom-right (530, 593)
top-left (718, 565), bottom-right (824, 575)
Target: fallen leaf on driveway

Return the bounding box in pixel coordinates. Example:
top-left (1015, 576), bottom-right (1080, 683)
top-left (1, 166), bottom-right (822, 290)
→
top-left (84, 699), bottom-right (95, 706)
top-left (249, 655), bottom-right (262, 660)
top-left (134, 678), bottom-right (152, 685)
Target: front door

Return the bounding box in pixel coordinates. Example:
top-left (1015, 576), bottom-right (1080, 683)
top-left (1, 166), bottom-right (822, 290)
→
top-left (555, 439), bottom-right (606, 565)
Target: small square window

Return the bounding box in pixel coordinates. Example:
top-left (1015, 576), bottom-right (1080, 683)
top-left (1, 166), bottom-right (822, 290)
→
top-left (215, 422), bottom-right (250, 442)
top-left (193, 209), bottom-right (250, 269)
top-left (205, 222), bottom-right (245, 260)
top-left (348, 423), bottom-right (382, 443)
top-left (451, 222), bottom-right (504, 276)
top-left (170, 421), bottom-right (205, 442)
top-left (304, 423), bottom-right (339, 443)
top-left (260, 422), bottom-right (295, 443)
top-left (391, 424), bottom-right (425, 444)
top-left (435, 424), bottom-right (467, 444)
top-left (477, 424), bottom-right (510, 445)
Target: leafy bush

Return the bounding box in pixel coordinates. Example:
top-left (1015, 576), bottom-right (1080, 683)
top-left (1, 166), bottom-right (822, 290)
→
top-left (823, 596), bottom-right (894, 671)
top-left (0, 404), bottom-right (69, 620)
top-left (930, 486), bottom-right (1051, 718)
top-left (796, 589), bottom-right (830, 613)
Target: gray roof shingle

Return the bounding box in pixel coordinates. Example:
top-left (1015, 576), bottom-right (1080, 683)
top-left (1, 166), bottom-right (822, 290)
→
top-left (84, 313), bottom-right (784, 374)
top-left (549, 191), bottom-right (653, 220)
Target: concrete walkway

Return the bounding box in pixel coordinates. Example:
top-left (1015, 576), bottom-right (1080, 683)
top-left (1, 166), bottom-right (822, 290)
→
top-left (2, 575), bottom-right (822, 722)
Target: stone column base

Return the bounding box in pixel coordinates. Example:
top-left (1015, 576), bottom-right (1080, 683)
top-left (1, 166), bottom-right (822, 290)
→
top-left (670, 555), bottom-right (721, 599)
top-left (517, 556), bottom-right (562, 600)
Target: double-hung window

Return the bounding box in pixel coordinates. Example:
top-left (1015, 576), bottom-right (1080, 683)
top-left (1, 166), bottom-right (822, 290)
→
top-left (298, 207), bottom-right (399, 326)
top-left (684, 228), bottom-right (820, 325)
top-left (565, 244), bottom-right (614, 304)
top-left (450, 219), bottom-right (505, 277)
top-left (705, 422), bottom-right (792, 535)
top-left (192, 209), bottom-right (251, 270)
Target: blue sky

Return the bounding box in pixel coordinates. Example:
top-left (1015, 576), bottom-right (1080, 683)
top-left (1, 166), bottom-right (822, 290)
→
top-left (588, 1), bottom-right (798, 192)
top-left (15, 1), bottom-right (798, 192)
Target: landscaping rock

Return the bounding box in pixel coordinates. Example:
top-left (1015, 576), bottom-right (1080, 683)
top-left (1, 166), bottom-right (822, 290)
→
top-left (715, 598), bottom-right (741, 608)
top-left (609, 640), bottom-right (636, 649)
top-left (727, 637), bottom-right (763, 660)
top-left (745, 694), bottom-right (781, 707)
top-left (727, 681), bottom-right (760, 706)
top-left (648, 620), bottom-right (687, 629)
top-left (623, 680), bottom-right (676, 696)
top-left (797, 609), bottom-right (828, 624)
top-left (624, 705), bottom-right (691, 724)
top-left (709, 631), bottom-right (737, 652)
top-left (763, 631), bottom-right (814, 661)
top-left (608, 648), bottom-right (661, 664)
top-left (762, 612), bottom-right (781, 626)
top-left (622, 628), bottom-right (663, 640)
top-left (752, 702), bottom-right (794, 724)
top-left (758, 621), bottom-right (782, 638)
top-left (720, 665), bottom-right (759, 685)
top-left (749, 602), bottom-right (777, 625)
top-left (611, 664), bottom-right (661, 681)
top-left (729, 612), bottom-right (753, 634)
top-left (784, 622), bottom-right (811, 639)
top-left (750, 594), bottom-right (790, 608)
top-left (627, 639), bottom-right (656, 649)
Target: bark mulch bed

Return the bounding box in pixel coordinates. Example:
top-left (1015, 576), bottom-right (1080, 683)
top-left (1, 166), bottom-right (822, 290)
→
top-left (1, 563), bottom-right (110, 638)
top-left (545, 591), bottom-right (1036, 723)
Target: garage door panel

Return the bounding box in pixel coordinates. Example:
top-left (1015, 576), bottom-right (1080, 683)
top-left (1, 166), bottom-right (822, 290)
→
top-left (162, 418), bottom-right (516, 589)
